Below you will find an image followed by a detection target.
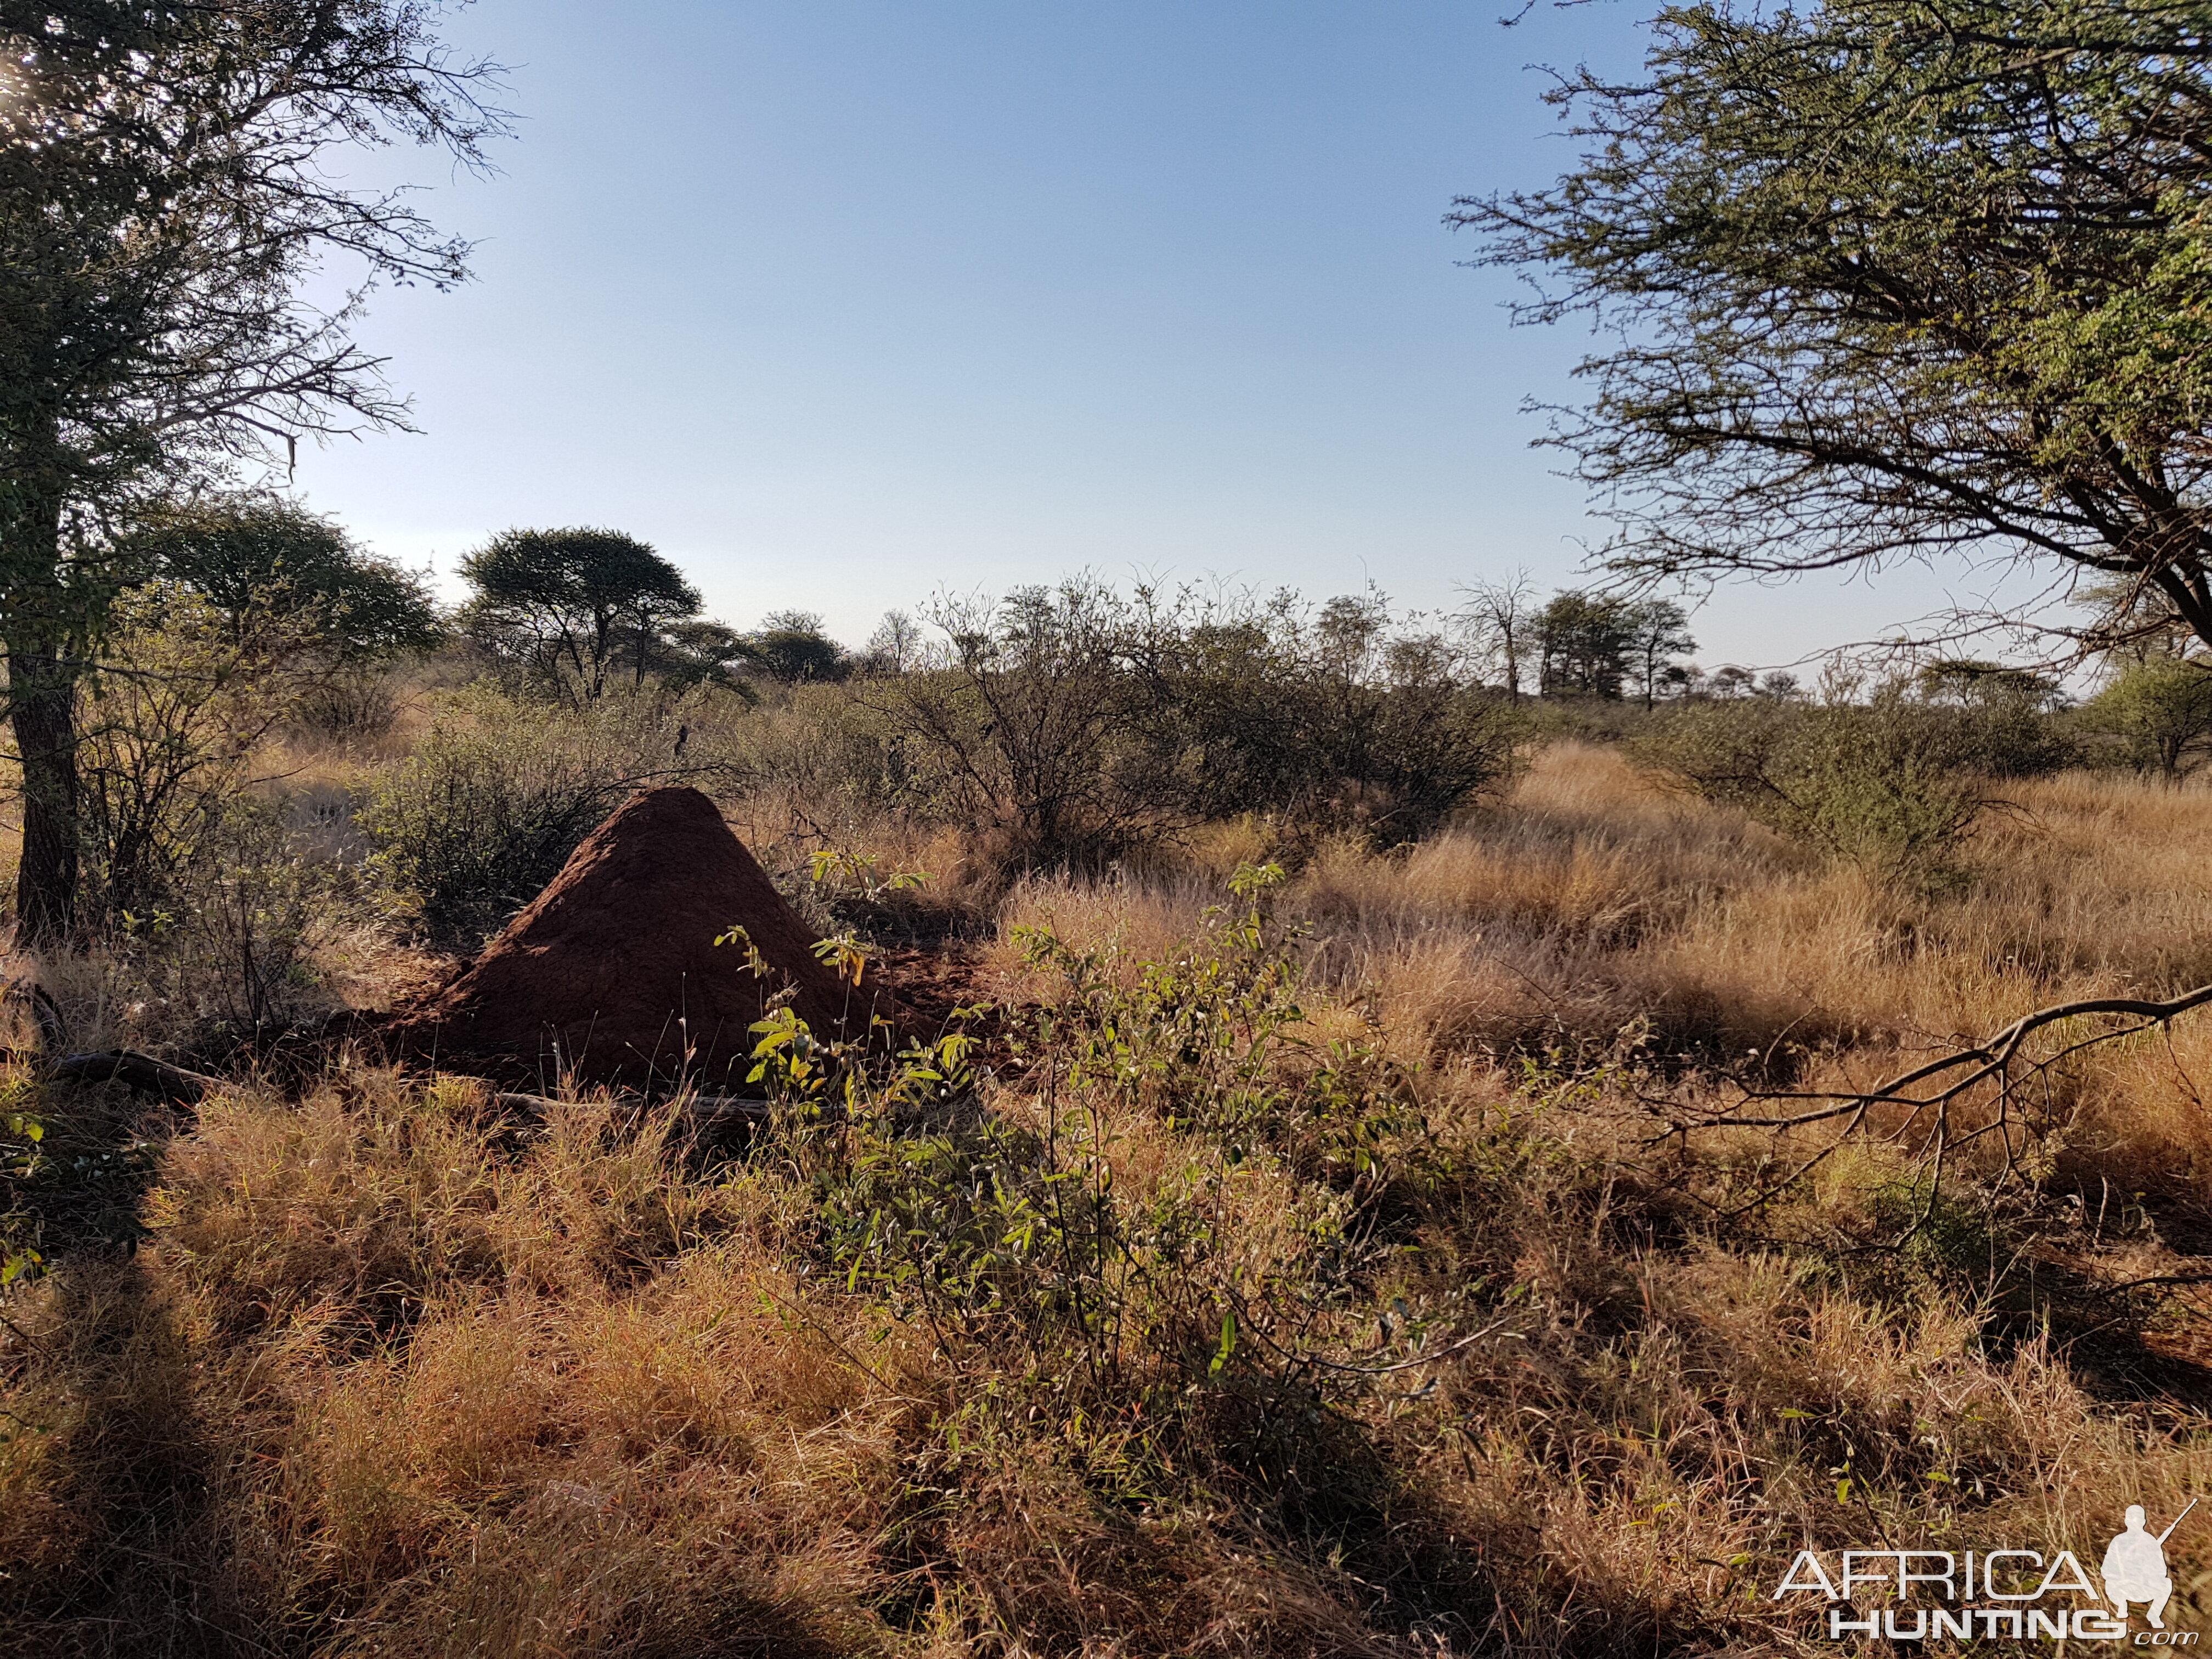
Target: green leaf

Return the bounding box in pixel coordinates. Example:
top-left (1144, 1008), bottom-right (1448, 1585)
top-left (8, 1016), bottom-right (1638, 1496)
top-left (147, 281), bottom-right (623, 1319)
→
top-left (1209, 1310), bottom-right (1238, 1378)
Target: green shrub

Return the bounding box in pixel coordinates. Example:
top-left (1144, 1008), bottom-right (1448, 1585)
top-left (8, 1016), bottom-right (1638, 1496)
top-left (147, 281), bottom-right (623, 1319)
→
top-left (1632, 682), bottom-right (2072, 888)
top-left (292, 661), bottom-right (403, 737)
top-left (858, 582), bottom-right (1519, 872)
top-left (1164, 591), bottom-right (1521, 845)
top-left (358, 687), bottom-right (711, 946)
top-left (1909, 659), bottom-right (2077, 778)
top-left (786, 865), bottom-right (1438, 1497)
top-left (722, 681), bottom-right (904, 819)
top-left (2075, 654), bottom-right (2212, 776)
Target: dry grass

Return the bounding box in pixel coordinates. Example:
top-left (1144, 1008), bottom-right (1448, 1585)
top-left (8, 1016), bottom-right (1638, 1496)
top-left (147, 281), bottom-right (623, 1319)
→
top-left (22, 1058), bottom-right (2207, 1657)
top-left (1272, 748), bottom-right (2212, 1092)
top-left (1, 1075), bottom-right (912, 1656)
top-left (9, 739), bottom-right (2212, 1654)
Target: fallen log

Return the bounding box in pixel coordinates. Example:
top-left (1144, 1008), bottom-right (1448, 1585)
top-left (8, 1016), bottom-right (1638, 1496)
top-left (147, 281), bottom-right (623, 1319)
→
top-left (49, 1050), bottom-right (223, 1102)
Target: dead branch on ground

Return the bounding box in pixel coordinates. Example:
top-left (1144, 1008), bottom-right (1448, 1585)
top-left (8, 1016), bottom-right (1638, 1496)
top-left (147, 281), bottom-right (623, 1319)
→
top-left (1641, 985), bottom-right (2212, 1236)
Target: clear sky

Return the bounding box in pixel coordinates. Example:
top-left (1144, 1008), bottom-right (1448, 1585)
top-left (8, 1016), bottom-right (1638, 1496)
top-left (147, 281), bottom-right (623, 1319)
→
top-left (296, 0), bottom-right (1983, 668)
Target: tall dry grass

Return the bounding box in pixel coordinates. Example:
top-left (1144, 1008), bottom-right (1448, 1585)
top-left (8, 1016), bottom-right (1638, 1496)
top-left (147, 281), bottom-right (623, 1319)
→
top-left (8, 739), bottom-right (2212, 1654)
top-left (1285, 746), bottom-right (2186, 1052)
top-left (1133, 748), bottom-right (2212, 1142)
top-left (0, 1075), bottom-right (915, 1656)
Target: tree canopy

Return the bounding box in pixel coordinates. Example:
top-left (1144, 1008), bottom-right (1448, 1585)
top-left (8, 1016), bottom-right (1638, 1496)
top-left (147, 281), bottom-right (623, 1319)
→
top-left (1623, 599), bottom-right (1697, 709)
top-left (1457, 0), bottom-right (2212, 657)
top-left (0, 1), bottom-right (501, 938)
top-left (1537, 591), bottom-right (1634, 699)
top-left (2082, 654), bottom-right (2212, 775)
top-left (459, 528), bottom-right (704, 702)
top-left (131, 495), bottom-right (442, 659)
top-left (745, 610), bottom-right (853, 684)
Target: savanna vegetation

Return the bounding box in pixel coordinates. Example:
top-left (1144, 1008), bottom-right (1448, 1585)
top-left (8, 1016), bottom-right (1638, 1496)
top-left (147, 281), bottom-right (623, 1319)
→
top-left (12, 1), bottom-right (2212, 1656)
top-left (0, 537), bottom-right (2209, 1655)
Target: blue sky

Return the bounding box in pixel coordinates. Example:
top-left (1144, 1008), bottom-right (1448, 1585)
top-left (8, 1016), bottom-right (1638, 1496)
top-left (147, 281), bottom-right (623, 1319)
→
top-left (297, 0), bottom-right (1984, 667)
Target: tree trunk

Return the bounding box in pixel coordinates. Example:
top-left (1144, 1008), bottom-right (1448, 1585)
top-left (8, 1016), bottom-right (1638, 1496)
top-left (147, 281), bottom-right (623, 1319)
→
top-left (2, 458), bottom-right (82, 946)
top-left (10, 637), bottom-right (81, 946)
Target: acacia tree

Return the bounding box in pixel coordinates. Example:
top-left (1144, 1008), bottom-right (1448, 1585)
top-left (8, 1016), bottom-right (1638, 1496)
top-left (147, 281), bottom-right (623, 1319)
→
top-left (131, 494), bottom-right (442, 658)
top-left (1536, 590), bottom-right (1634, 698)
top-left (0, 2), bottom-right (501, 941)
top-left (1624, 597), bottom-right (1697, 710)
top-left (458, 528), bottom-right (703, 703)
top-left (1456, 0), bottom-right (2212, 660)
top-left (746, 609), bottom-right (853, 684)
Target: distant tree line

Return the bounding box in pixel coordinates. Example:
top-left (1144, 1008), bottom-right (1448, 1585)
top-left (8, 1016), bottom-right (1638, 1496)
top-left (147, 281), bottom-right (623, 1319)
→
top-left (454, 527), bottom-right (866, 701)
top-left (1458, 575), bottom-right (1770, 708)
top-left (107, 487), bottom-right (2212, 938)
top-left (89, 477), bottom-right (2167, 933)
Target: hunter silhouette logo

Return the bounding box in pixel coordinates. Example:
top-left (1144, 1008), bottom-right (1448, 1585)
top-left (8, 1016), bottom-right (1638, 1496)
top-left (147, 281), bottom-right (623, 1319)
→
top-left (2106, 1501), bottom-right (2194, 1631)
top-left (1770, 1500), bottom-right (2200, 1643)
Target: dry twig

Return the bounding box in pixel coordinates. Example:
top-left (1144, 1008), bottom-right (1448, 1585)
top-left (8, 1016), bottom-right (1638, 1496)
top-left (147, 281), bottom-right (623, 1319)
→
top-left (1643, 984), bottom-right (2212, 1232)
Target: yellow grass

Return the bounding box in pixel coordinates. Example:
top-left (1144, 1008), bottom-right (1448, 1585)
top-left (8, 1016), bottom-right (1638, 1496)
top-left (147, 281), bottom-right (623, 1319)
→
top-left (1269, 748), bottom-right (2212, 1177)
top-left (10, 738), bottom-right (2212, 1653)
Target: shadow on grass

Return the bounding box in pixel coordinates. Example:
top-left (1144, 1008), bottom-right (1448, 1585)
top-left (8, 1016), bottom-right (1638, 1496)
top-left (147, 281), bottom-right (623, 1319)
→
top-left (0, 1080), bottom-right (866, 1659)
top-left (0, 1252), bottom-right (263, 1658)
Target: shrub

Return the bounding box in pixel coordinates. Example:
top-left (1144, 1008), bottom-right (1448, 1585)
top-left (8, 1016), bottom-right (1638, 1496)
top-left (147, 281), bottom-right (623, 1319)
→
top-left (358, 688), bottom-right (712, 946)
top-left (1909, 658), bottom-right (2076, 778)
top-left (1164, 590), bottom-right (1520, 845)
top-left (859, 582), bottom-right (1519, 873)
top-left (118, 801), bottom-right (371, 1047)
top-left (292, 661), bottom-right (404, 737)
top-left (852, 581), bottom-right (1172, 872)
top-left (79, 584), bottom-right (332, 924)
top-left (1632, 682), bottom-right (2072, 888)
top-left (791, 865), bottom-right (1438, 1504)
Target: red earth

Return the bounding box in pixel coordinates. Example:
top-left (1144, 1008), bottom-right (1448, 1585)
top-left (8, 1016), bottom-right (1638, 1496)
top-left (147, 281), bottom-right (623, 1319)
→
top-left (381, 786), bottom-right (906, 1091)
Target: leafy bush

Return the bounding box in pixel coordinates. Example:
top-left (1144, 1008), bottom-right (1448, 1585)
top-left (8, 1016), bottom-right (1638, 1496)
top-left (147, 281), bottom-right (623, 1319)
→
top-left (1164, 589), bottom-right (1520, 845)
top-left (2076, 654), bottom-right (2212, 776)
top-left (783, 865), bottom-right (1445, 1499)
top-left (859, 582), bottom-right (1518, 873)
top-left (358, 688), bottom-right (709, 946)
top-left (1632, 681), bottom-right (2072, 887)
top-left (1909, 659), bottom-right (2076, 778)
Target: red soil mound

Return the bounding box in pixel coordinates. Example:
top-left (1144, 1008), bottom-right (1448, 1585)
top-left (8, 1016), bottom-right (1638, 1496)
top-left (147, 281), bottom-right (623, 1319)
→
top-left (384, 786), bottom-right (899, 1090)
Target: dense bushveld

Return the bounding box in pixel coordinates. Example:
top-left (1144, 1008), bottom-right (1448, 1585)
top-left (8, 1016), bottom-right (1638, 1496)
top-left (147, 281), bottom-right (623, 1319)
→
top-left (4, 652), bottom-right (2212, 1656)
